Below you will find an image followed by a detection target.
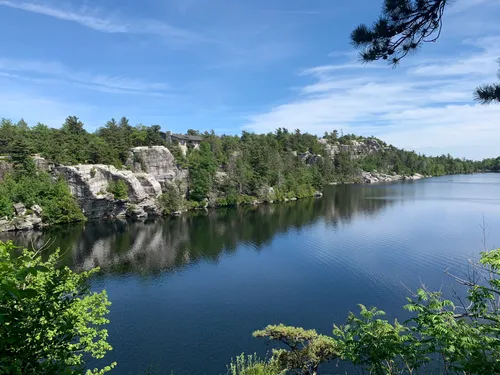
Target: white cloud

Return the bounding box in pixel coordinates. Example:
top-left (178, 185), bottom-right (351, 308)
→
top-left (245, 37), bottom-right (500, 159)
top-left (0, 58), bottom-right (169, 94)
top-left (0, 0), bottom-right (205, 43)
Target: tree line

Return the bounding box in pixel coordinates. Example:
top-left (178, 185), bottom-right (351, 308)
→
top-left (0, 116), bottom-right (495, 220)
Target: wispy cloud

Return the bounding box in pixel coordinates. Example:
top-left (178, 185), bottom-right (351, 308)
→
top-left (0, 58), bottom-right (169, 95)
top-left (245, 37), bottom-right (500, 159)
top-left (0, 0), bottom-right (205, 43)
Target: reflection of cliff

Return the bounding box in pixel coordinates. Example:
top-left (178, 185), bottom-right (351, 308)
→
top-left (2, 184), bottom-right (399, 274)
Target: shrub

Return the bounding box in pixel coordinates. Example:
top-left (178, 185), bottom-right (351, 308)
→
top-left (0, 241), bottom-right (115, 374)
top-left (0, 194), bottom-right (13, 218)
top-left (255, 248), bottom-right (500, 375)
top-left (159, 184), bottom-right (184, 214)
top-left (237, 195), bottom-right (255, 205)
top-left (227, 354), bottom-right (284, 375)
top-left (0, 172), bottom-right (85, 225)
top-left (107, 179), bottom-right (128, 200)
top-left (186, 200), bottom-right (205, 210)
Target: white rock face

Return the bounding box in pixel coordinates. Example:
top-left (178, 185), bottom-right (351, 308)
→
top-left (54, 147), bottom-right (190, 220)
top-left (125, 146), bottom-right (183, 184)
top-left (361, 171), bottom-right (426, 184)
top-left (319, 138), bottom-right (385, 159)
top-left (55, 164), bottom-right (160, 219)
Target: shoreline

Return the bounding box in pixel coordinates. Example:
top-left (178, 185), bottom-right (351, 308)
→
top-left (0, 172), bottom-right (432, 233)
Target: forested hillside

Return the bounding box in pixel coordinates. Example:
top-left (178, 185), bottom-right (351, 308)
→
top-left (0, 116), bottom-right (490, 224)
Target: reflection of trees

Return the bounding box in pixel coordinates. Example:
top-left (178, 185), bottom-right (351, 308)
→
top-left (1, 184), bottom-right (398, 274)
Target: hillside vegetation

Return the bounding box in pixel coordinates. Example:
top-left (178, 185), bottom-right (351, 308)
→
top-left (0, 116), bottom-right (489, 222)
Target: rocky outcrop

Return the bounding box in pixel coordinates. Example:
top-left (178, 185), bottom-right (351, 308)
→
top-left (361, 171), bottom-right (426, 184)
top-left (319, 138), bottom-right (385, 159)
top-left (125, 146), bottom-right (185, 184)
top-left (298, 151), bottom-right (323, 165)
top-left (125, 146), bottom-right (189, 198)
top-left (54, 164), bottom-right (162, 219)
top-left (0, 203), bottom-right (43, 232)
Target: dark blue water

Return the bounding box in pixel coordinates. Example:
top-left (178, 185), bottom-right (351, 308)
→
top-left (3, 173), bottom-right (500, 374)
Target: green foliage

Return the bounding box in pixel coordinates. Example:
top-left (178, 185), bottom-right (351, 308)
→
top-left (254, 248), bottom-right (500, 374)
top-left (0, 171), bottom-right (85, 225)
top-left (188, 142), bottom-right (217, 201)
top-left (186, 200), bottom-right (206, 210)
top-left (226, 354), bottom-right (284, 375)
top-left (351, 0), bottom-right (447, 66)
top-left (253, 325), bottom-right (338, 375)
top-left (333, 305), bottom-right (422, 374)
top-left (107, 180), bottom-right (129, 200)
top-left (0, 195), bottom-right (13, 218)
top-left (159, 184), bottom-right (185, 214)
top-left (353, 1), bottom-right (499, 104)
top-left (0, 115), bottom-right (487, 214)
top-left (8, 137), bottom-right (36, 178)
top-left (0, 241), bottom-right (115, 374)
top-left (169, 144), bottom-right (189, 168)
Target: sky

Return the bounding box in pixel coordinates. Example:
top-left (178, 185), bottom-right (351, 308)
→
top-left (0, 0), bottom-right (499, 159)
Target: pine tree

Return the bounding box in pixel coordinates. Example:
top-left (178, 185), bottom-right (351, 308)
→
top-left (352, 0), bottom-right (499, 104)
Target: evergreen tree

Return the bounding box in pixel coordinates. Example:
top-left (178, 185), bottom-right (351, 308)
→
top-left (352, 0), bottom-right (499, 103)
top-left (9, 137), bottom-right (35, 178)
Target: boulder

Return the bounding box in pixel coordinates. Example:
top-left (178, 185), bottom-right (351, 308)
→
top-left (31, 204), bottom-right (43, 216)
top-left (12, 217), bottom-right (33, 231)
top-left (127, 205), bottom-right (148, 219)
top-left (257, 186), bottom-right (276, 202)
top-left (13, 203), bottom-right (26, 216)
top-left (361, 172), bottom-right (379, 184)
top-left (139, 199), bottom-right (162, 216)
top-left (25, 214), bottom-right (42, 227)
top-left (0, 219), bottom-right (15, 232)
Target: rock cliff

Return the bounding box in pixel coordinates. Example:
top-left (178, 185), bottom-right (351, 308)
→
top-left (53, 146), bottom-right (188, 220)
top-left (319, 138), bottom-right (385, 159)
top-left (125, 146), bottom-right (187, 185)
top-left (54, 164), bottom-right (161, 219)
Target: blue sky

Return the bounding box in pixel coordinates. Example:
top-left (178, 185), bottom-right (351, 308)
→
top-left (0, 0), bottom-right (499, 159)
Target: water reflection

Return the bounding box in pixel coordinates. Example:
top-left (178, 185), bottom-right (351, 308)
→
top-left (2, 183), bottom-right (398, 274)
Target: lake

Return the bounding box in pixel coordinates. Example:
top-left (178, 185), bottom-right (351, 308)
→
top-left (3, 173), bottom-right (500, 374)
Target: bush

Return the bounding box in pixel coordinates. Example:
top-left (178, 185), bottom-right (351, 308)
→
top-left (186, 200), bottom-right (205, 210)
top-left (227, 354), bottom-right (283, 375)
top-left (0, 194), bottom-right (13, 218)
top-left (237, 195), bottom-right (255, 205)
top-left (107, 179), bottom-right (128, 200)
top-left (254, 248), bottom-right (500, 375)
top-left (0, 172), bottom-right (85, 225)
top-left (0, 241), bottom-right (115, 374)
top-left (159, 184), bottom-right (184, 214)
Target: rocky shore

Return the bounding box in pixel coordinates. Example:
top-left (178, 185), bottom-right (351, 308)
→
top-left (0, 144), bottom-right (429, 233)
top-left (360, 171), bottom-right (427, 184)
top-left (0, 203), bottom-right (44, 232)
